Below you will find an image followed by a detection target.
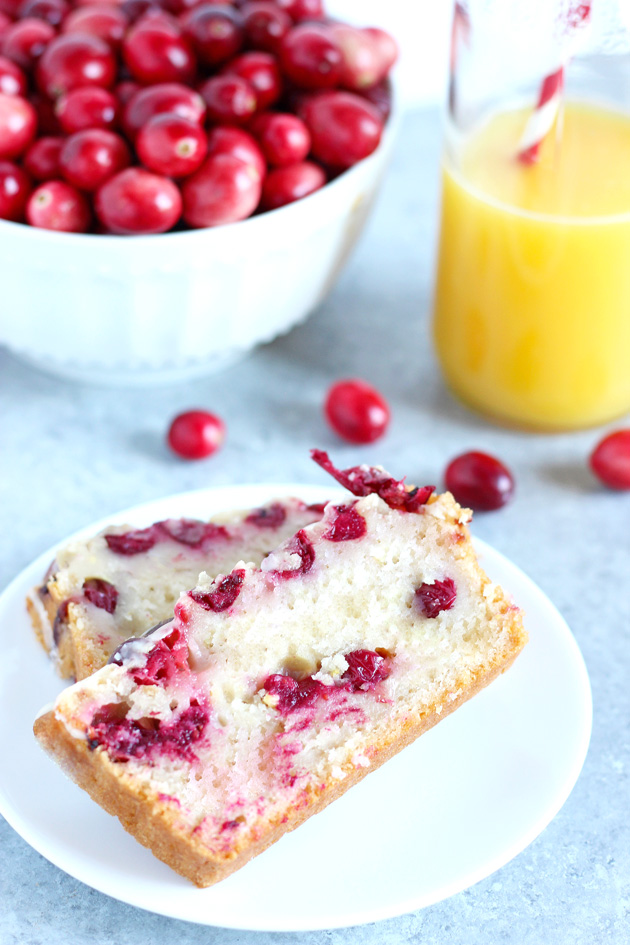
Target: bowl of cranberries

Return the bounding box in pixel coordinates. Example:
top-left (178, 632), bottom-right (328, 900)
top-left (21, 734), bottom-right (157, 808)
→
top-left (0, 0), bottom-right (398, 384)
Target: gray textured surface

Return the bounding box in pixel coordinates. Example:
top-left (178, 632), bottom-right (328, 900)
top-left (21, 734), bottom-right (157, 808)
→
top-left (1, 108), bottom-right (628, 944)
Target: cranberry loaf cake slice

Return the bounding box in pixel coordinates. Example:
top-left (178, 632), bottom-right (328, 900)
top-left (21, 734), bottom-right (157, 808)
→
top-left (27, 499), bottom-right (325, 680)
top-left (34, 454), bottom-right (527, 887)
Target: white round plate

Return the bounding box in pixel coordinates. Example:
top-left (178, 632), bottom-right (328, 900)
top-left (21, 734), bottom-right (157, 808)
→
top-left (0, 484), bottom-right (592, 932)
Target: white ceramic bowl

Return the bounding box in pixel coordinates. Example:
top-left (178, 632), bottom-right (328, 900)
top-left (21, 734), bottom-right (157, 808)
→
top-left (0, 109), bottom-right (397, 386)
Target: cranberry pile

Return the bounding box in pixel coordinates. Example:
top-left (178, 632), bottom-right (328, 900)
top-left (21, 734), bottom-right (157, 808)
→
top-left (0, 0), bottom-right (397, 233)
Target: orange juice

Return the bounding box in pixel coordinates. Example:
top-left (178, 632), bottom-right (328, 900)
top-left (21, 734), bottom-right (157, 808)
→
top-left (433, 103), bottom-right (630, 430)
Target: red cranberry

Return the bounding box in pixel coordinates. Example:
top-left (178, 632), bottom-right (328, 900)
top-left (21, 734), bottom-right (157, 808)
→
top-left (180, 3), bottom-right (243, 67)
top-left (0, 0), bottom-right (20, 16)
top-left (245, 502), bottom-right (286, 528)
top-left (271, 528), bottom-right (314, 578)
top-left (279, 24), bottom-right (342, 90)
top-left (122, 22), bottom-right (196, 85)
top-left (26, 179), bottom-right (91, 231)
top-left (120, 0), bottom-right (158, 24)
top-left (122, 81), bottom-right (205, 138)
top-left (0, 13), bottom-right (10, 37)
top-left (250, 111), bottom-right (309, 166)
top-left (59, 129), bottom-right (130, 191)
top-left (206, 124), bottom-right (265, 178)
top-left (129, 626), bottom-right (190, 686)
top-left (342, 649), bottom-right (389, 691)
top-left (241, 1), bottom-right (291, 53)
top-left (0, 159), bottom-right (31, 220)
top-left (30, 91), bottom-right (61, 133)
top-left (1, 19), bottom-right (55, 71)
top-left (222, 50), bottom-right (281, 109)
top-left (62, 5), bottom-right (129, 50)
top-left (363, 27), bottom-right (398, 77)
top-left (37, 34), bottom-right (117, 99)
top-left (189, 569), bottom-right (244, 611)
top-left (83, 577), bottom-right (118, 613)
top-left (115, 79), bottom-right (140, 105)
top-left (0, 92), bottom-right (36, 159)
top-left (95, 167), bottom-right (182, 233)
top-left (135, 7), bottom-right (181, 33)
top-left (160, 518), bottom-right (228, 546)
top-left (415, 578), bottom-right (457, 619)
top-left (360, 78), bottom-right (392, 121)
top-left (330, 24), bottom-right (385, 92)
top-left (0, 55), bottom-right (27, 96)
top-left (276, 0), bottom-right (323, 23)
top-left (167, 408), bottom-right (226, 458)
top-left (182, 152), bottom-right (262, 226)
top-left (262, 672), bottom-right (327, 713)
top-left (89, 698), bottom-right (208, 764)
top-left (203, 74), bottom-right (258, 126)
top-left (589, 430), bottom-right (630, 489)
top-left (23, 134), bottom-right (62, 178)
top-left (105, 526), bottom-right (160, 555)
top-left (259, 159), bottom-right (324, 210)
top-left (18, 0), bottom-right (69, 27)
top-left (323, 504), bottom-right (366, 542)
top-left (301, 90), bottom-right (383, 169)
top-left (136, 113), bottom-right (206, 177)
top-left (311, 449), bottom-right (434, 514)
top-left (444, 451), bottom-right (515, 511)
top-left (56, 86), bottom-right (119, 134)
top-left (324, 378), bottom-right (390, 444)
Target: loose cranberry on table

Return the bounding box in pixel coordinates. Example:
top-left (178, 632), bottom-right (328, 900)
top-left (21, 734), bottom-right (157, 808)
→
top-left (250, 111), bottom-right (310, 166)
top-left (62, 5), bottom-right (129, 50)
top-left (260, 159), bottom-right (324, 210)
top-left (26, 179), bottom-right (91, 231)
top-left (0, 93), bottom-right (36, 160)
top-left (199, 73), bottom-right (257, 125)
top-left (301, 91), bottom-right (383, 169)
top-left (444, 451), bottom-right (515, 512)
top-left (181, 151), bottom-right (262, 227)
top-left (59, 129), bottom-right (130, 192)
top-left (222, 50), bottom-right (281, 109)
top-left (122, 81), bottom-right (206, 139)
top-left (206, 124), bottom-right (265, 178)
top-left (0, 159), bottom-right (31, 221)
top-left (95, 166), bottom-right (182, 234)
top-left (36, 34), bottom-right (117, 99)
top-left (241, 2), bottom-right (291, 54)
top-left (55, 86), bottom-right (119, 134)
top-left (122, 22), bottom-right (196, 85)
top-left (23, 134), bottom-right (62, 179)
top-left (324, 378), bottom-right (390, 445)
top-left (1, 18), bottom-right (55, 71)
top-left (181, 3), bottom-right (243, 68)
top-left (167, 409), bottom-right (225, 460)
top-left (589, 430), bottom-right (630, 490)
top-left (136, 113), bottom-right (207, 177)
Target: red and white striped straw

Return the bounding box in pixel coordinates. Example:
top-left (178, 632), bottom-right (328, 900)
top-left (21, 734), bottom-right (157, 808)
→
top-left (518, 2), bottom-right (592, 164)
